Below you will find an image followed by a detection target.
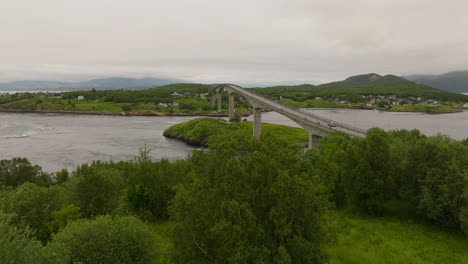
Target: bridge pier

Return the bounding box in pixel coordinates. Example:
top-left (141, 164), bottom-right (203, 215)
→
top-left (229, 94), bottom-right (235, 119)
top-left (210, 95), bottom-right (216, 107)
top-left (217, 93), bottom-right (222, 113)
top-left (253, 108), bottom-right (262, 138)
top-left (308, 133), bottom-right (313, 149)
top-left (308, 133), bottom-right (322, 149)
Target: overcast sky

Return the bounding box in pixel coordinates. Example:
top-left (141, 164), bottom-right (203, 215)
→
top-left (1, 0), bottom-right (468, 84)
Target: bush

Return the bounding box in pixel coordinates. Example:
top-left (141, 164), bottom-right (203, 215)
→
top-left (44, 215), bottom-right (156, 264)
top-left (229, 115), bottom-right (241, 122)
top-left (0, 213), bottom-right (44, 264)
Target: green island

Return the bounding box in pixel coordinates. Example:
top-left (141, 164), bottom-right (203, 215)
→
top-left (163, 117), bottom-right (309, 146)
top-left (1, 117), bottom-right (467, 263)
top-left (1, 74), bottom-right (467, 115)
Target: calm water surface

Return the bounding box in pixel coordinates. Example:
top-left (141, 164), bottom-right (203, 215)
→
top-left (249, 109), bottom-right (468, 140)
top-left (0, 108), bottom-right (467, 172)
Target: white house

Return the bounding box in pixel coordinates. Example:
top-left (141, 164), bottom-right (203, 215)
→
top-left (77, 96), bottom-right (85, 101)
top-left (170, 92), bottom-right (182, 97)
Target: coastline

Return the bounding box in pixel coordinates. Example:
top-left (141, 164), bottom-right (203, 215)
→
top-left (0, 108), bottom-right (252, 117)
top-left (0, 105), bottom-right (463, 116)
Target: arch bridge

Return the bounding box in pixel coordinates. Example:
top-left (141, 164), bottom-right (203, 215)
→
top-left (210, 84), bottom-right (367, 148)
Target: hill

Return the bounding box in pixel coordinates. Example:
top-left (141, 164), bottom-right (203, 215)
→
top-left (403, 71), bottom-right (468, 93)
top-left (0, 77), bottom-right (185, 91)
top-left (251, 73), bottom-right (468, 102)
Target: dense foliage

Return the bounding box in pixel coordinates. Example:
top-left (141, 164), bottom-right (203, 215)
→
top-left (310, 128), bottom-right (468, 231)
top-left (170, 134), bottom-right (332, 263)
top-left (44, 215), bottom-right (156, 264)
top-left (0, 120), bottom-right (467, 263)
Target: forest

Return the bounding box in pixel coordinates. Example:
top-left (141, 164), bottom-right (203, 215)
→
top-left (0, 120), bottom-right (467, 263)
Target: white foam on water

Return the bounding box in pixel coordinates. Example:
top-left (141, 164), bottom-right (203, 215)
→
top-left (0, 122), bottom-right (52, 138)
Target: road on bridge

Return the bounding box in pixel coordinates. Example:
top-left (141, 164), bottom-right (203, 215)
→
top-left (223, 84), bottom-right (367, 138)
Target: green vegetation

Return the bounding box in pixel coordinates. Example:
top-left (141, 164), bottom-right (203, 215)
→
top-left (1, 74), bottom-right (467, 116)
top-left (0, 83), bottom-right (251, 115)
top-left (389, 102), bottom-right (464, 113)
top-left (163, 117), bottom-right (309, 146)
top-left (252, 74), bottom-right (468, 102)
top-left (250, 74), bottom-right (468, 112)
top-left (0, 120), bottom-right (467, 263)
top-left (44, 215), bottom-right (156, 264)
top-left (326, 211), bottom-right (468, 264)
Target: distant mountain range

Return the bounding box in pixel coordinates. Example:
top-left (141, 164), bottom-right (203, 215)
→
top-left (0, 77), bottom-right (185, 91)
top-left (403, 71), bottom-right (468, 93)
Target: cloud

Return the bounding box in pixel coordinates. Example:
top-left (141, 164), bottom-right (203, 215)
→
top-left (0, 0), bottom-right (467, 84)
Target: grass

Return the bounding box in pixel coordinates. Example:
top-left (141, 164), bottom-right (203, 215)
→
top-left (163, 117), bottom-right (309, 146)
top-left (147, 212), bottom-right (468, 264)
top-left (150, 221), bottom-right (175, 264)
top-left (325, 211), bottom-right (468, 264)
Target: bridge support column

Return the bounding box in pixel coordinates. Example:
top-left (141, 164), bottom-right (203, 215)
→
top-left (217, 93), bottom-right (222, 113)
top-left (229, 94), bottom-right (235, 119)
top-left (308, 132), bottom-right (314, 149)
top-left (253, 108), bottom-right (261, 138)
top-left (210, 95), bottom-right (216, 107)
top-left (308, 133), bottom-right (322, 149)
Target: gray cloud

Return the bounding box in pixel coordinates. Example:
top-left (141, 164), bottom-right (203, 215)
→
top-left (1, 0), bottom-right (467, 84)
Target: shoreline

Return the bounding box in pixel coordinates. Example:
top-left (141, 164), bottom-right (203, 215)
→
top-left (304, 106), bottom-right (464, 114)
top-left (0, 108), bottom-right (252, 117)
top-left (0, 106), bottom-right (463, 117)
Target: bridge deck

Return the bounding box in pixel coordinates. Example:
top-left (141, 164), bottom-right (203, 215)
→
top-left (224, 84), bottom-right (367, 138)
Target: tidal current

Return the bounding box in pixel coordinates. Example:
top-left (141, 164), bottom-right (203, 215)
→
top-left (0, 109), bottom-right (467, 172)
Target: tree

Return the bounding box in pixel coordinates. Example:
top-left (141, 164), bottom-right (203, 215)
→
top-left (44, 215), bottom-right (156, 264)
top-left (0, 183), bottom-right (63, 243)
top-left (170, 133), bottom-right (332, 263)
top-left (413, 137), bottom-right (467, 227)
top-left (66, 164), bottom-right (125, 218)
top-left (47, 204), bottom-right (81, 234)
top-left (0, 213), bottom-right (44, 264)
top-left (127, 157), bottom-right (191, 220)
top-left (0, 158), bottom-right (51, 188)
top-left (343, 128), bottom-right (393, 215)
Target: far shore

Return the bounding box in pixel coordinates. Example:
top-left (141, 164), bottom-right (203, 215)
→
top-left (0, 108), bottom-right (252, 117)
top-left (0, 106), bottom-right (464, 117)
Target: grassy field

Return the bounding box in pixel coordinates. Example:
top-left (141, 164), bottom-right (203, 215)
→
top-left (150, 221), bottom-right (175, 264)
top-left (325, 212), bottom-right (468, 264)
top-left (163, 117), bottom-right (310, 146)
top-left (148, 212), bottom-right (468, 264)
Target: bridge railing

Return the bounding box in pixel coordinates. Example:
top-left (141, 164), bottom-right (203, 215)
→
top-left (222, 84), bottom-right (367, 135)
top-left (257, 94), bottom-right (368, 135)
